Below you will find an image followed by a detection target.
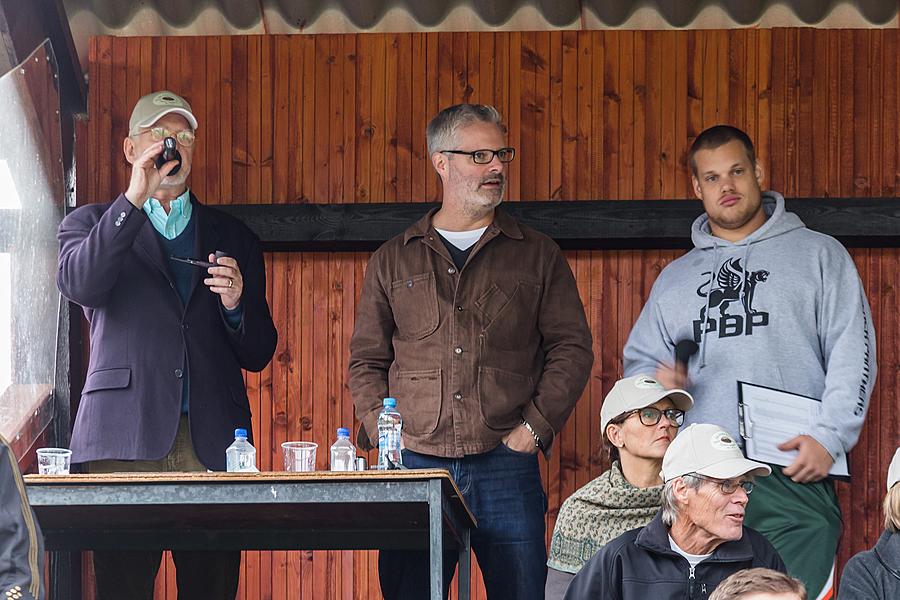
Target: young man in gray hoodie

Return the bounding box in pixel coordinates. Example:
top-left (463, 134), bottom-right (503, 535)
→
top-left (623, 125), bottom-right (876, 600)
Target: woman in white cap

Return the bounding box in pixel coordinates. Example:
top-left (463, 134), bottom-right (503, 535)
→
top-left (545, 374), bottom-right (693, 598)
top-left (838, 447), bottom-right (900, 599)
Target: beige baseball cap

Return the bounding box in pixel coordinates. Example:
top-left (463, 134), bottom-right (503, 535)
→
top-left (888, 447), bottom-right (900, 491)
top-left (600, 374), bottom-right (693, 434)
top-left (661, 423), bottom-right (771, 482)
top-left (129, 90), bottom-right (198, 135)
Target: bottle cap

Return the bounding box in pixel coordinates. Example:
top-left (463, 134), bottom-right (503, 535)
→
top-left (337, 427), bottom-right (350, 437)
top-left (383, 397), bottom-right (397, 408)
top-left (234, 428), bottom-right (248, 438)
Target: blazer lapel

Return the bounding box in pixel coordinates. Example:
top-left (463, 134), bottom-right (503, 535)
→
top-left (186, 196), bottom-right (221, 309)
top-left (134, 218), bottom-right (175, 284)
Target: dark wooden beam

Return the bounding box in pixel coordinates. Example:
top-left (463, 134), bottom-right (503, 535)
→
top-left (0, 0), bottom-right (86, 115)
top-left (215, 198), bottom-right (900, 251)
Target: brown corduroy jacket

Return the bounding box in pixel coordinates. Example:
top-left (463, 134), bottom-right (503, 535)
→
top-left (349, 207), bottom-right (593, 458)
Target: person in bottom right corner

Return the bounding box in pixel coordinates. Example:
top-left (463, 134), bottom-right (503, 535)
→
top-left (837, 446), bottom-right (900, 599)
top-left (709, 568), bottom-right (806, 600)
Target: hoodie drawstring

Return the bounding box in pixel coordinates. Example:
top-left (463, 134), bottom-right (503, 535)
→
top-left (699, 244), bottom-right (719, 369)
top-left (738, 242), bottom-right (753, 308)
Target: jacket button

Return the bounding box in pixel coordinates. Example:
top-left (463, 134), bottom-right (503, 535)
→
top-left (454, 347), bottom-right (463, 355)
top-left (456, 305), bottom-right (463, 311)
top-left (454, 392), bottom-right (462, 400)
top-left (447, 267), bottom-right (456, 274)
top-left (174, 368), bottom-right (183, 378)
top-left (182, 323), bottom-right (189, 330)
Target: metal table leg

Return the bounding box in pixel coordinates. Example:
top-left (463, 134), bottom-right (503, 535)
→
top-left (457, 527), bottom-right (471, 600)
top-left (428, 479), bottom-right (443, 600)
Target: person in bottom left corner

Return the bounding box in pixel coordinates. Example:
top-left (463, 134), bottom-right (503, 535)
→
top-left (56, 90), bottom-right (277, 599)
top-left (0, 435), bottom-right (44, 600)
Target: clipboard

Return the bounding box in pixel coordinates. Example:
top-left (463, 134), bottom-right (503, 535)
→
top-left (737, 381), bottom-right (850, 481)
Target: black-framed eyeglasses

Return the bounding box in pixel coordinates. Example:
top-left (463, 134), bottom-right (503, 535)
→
top-left (621, 406), bottom-right (685, 427)
top-left (440, 147), bottom-right (515, 164)
top-left (137, 126), bottom-right (196, 147)
top-left (691, 473), bottom-right (754, 495)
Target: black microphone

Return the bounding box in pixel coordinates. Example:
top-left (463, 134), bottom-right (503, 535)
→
top-left (155, 136), bottom-right (182, 175)
top-left (674, 339), bottom-right (699, 371)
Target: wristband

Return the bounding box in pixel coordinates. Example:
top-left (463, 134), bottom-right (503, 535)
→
top-left (522, 419), bottom-right (543, 450)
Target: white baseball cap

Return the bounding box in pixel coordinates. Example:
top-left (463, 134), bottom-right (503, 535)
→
top-left (129, 90), bottom-right (198, 135)
top-left (888, 447), bottom-right (900, 491)
top-left (600, 374), bottom-right (693, 434)
top-left (662, 423), bottom-right (771, 482)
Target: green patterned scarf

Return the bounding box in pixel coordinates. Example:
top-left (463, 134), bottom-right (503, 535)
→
top-left (548, 461), bottom-right (663, 574)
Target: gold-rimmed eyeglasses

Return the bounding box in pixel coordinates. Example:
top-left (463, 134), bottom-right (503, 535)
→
top-left (136, 126), bottom-right (196, 147)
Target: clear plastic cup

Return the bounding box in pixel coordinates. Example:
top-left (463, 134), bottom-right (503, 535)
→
top-left (282, 441), bottom-right (317, 472)
top-left (36, 448), bottom-right (72, 475)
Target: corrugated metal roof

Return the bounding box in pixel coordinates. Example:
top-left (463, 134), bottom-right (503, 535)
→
top-left (62, 1), bottom-right (899, 71)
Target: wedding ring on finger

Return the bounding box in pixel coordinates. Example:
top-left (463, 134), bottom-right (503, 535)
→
top-left (228, 278), bottom-right (234, 288)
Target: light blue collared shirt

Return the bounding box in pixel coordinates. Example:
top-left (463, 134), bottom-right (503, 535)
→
top-left (142, 188), bottom-right (193, 240)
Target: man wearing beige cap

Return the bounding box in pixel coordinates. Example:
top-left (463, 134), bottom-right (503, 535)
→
top-left (57, 91), bottom-right (277, 599)
top-left (564, 423), bottom-right (786, 599)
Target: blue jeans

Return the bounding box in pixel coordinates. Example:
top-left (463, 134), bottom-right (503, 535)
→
top-left (379, 444), bottom-right (548, 600)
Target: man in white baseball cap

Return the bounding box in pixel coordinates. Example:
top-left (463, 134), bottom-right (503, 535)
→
top-left (565, 423), bottom-right (786, 599)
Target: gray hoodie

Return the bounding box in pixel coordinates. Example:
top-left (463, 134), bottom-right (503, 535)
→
top-left (623, 192), bottom-right (876, 461)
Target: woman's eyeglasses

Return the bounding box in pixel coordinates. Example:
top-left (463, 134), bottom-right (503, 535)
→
top-left (621, 406), bottom-right (685, 427)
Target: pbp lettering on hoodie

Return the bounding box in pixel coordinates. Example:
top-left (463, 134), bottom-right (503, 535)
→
top-left (692, 258), bottom-right (771, 342)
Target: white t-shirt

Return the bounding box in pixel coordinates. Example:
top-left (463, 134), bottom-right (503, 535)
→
top-left (434, 227), bottom-right (487, 251)
top-left (668, 535), bottom-right (713, 570)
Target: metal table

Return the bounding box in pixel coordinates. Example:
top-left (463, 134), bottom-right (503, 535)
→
top-left (26, 469), bottom-right (475, 600)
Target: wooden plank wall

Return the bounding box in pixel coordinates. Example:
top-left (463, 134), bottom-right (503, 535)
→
top-left (74, 30), bottom-right (899, 599)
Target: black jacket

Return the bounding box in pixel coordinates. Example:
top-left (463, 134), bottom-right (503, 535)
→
top-left (564, 511), bottom-right (786, 600)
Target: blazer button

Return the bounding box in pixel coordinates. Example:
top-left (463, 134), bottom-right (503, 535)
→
top-left (181, 323), bottom-right (189, 330)
top-left (174, 368), bottom-right (183, 378)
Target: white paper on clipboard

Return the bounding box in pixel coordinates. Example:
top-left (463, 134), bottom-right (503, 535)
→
top-left (737, 381), bottom-right (850, 479)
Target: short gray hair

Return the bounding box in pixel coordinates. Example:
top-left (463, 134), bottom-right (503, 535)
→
top-left (426, 104), bottom-right (506, 158)
top-left (661, 474), bottom-right (704, 526)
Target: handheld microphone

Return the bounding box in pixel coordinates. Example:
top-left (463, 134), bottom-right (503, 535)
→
top-left (154, 136), bottom-right (182, 175)
top-left (674, 339), bottom-right (699, 371)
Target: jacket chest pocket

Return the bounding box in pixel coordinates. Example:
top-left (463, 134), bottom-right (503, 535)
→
top-left (475, 281), bottom-right (542, 348)
top-left (390, 272), bottom-right (439, 340)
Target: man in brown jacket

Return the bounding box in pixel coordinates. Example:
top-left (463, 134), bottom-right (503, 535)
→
top-left (349, 104), bottom-right (593, 599)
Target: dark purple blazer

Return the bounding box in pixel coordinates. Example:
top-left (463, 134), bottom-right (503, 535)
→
top-left (57, 193), bottom-right (277, 470)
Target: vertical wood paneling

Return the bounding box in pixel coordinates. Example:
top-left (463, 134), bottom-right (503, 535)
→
top-left (76, 31), bottom-right (900, 599)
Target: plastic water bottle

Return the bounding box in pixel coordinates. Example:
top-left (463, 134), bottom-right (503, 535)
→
top-left (330, 427), bottom-right (356, 471)
top-left (225, 428), bottom-right (259, 472)
top-left (377, 397), bottom-right (403, 469)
